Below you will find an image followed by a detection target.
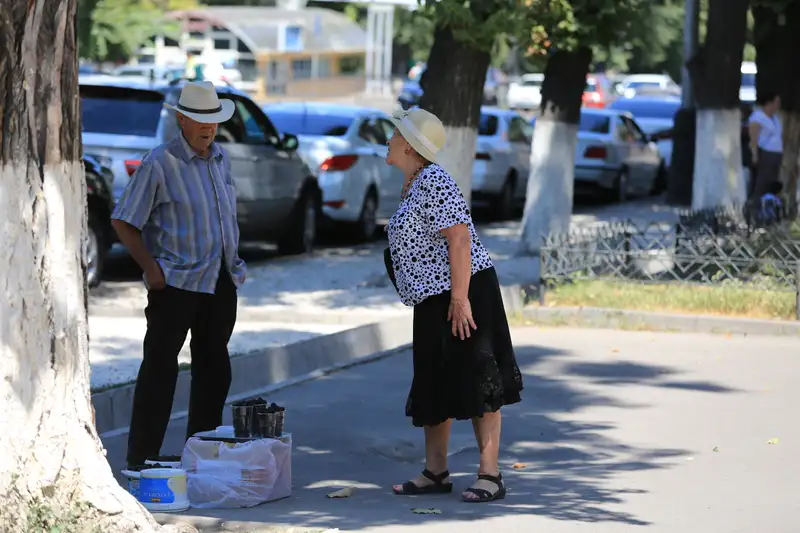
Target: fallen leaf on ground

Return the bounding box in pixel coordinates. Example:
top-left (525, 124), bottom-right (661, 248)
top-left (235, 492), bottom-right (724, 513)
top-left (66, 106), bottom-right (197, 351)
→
top-left (712, 446), bottom-right (719, 452)
top-left (512, 463), bottom-right (528, 469)
top-left (611, 348), bottom-right (620, 353)
top-left (767, 438), bottom-right (780, 445)
top-left (326, 487), bottom-right (354, 499)
top-left (411, 508), bottom-right (441, 515)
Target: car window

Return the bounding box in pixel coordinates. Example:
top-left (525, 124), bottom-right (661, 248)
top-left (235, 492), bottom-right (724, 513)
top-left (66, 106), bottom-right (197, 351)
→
top-left (80, 85), bottom-right (165, 137)
top-left (623, 116), bottom-right (648, 142)
top-left (578, 113), bottom-right (610, 134)
top-left (265, 110), bottom-right (354, 137)
top-left (233, 96), bottom-right (281, 146)
top-left (479, 114), bottom-right (499, 136)
top-left (616, 117), bottom-right (637, 142)
top-left (358, 119), bottom-right (386, 145)
top-left (375, 117), bottom-right (395, 143)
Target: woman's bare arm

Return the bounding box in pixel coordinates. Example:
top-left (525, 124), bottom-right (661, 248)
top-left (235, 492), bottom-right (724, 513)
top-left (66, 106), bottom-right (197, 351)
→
top-left (442, 224), bottom-right (471, 301)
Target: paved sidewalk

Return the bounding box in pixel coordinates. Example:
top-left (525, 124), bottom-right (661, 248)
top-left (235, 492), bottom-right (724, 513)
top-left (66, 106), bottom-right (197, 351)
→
top-left (101, 326), bottom-right (800, 532)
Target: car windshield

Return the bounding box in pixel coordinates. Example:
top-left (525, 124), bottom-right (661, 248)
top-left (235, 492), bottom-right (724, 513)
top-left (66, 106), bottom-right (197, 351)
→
top-left (610, 99), bottom-right (681, 120)
top-left (80, 85), bottom-right (164, 137)
top-left (626, 81), bottom-right (661, 89)
top-left (579, 113), bottom-right (610, 133)
top-left (522, 78), bottom-right (542, 87)
top-left (585, 80), bottom-right (597, 92)
top-left (479, 114), bottom-right (499, 136)
top-left (265, 111), bottom-right (354, 136)
top-left (741, 73), bottom-right (756, 87)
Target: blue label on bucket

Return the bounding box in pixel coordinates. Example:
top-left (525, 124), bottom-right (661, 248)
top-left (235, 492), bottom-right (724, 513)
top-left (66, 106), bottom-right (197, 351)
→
top-left (139, 477), bottom-right (175, 504)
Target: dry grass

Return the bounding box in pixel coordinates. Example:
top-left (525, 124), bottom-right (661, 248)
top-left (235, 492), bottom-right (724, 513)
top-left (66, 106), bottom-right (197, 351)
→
top-left (544, 280), bottom-right (795, 320)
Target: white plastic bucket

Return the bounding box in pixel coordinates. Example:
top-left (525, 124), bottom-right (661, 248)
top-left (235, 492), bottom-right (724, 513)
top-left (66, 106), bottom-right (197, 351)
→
top-left (138, 468), bottom-right (190, 512)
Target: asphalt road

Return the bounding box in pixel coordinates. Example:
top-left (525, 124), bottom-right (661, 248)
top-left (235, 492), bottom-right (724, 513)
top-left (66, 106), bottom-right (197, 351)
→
top-left (102, 326), bottom-right (800, 533)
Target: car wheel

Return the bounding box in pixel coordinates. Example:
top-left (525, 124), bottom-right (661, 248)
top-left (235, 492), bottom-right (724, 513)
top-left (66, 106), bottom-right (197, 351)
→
top-left (614, 168), bottom-right (629, 203)
top-left (493, 174), bottom-right (516, 220)
top-left (278, 190), bottom-right (317, 255)
top-left (86, 212), bottom-right (107, 288)
top-left (354, 190), bottom-right (378, 242)
top-left (650, 161), bottom-right (668, 195)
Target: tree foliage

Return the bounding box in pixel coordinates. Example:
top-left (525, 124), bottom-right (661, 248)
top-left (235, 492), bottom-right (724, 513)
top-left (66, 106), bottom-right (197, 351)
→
top-left (77, 0), bottom-right (196, 61)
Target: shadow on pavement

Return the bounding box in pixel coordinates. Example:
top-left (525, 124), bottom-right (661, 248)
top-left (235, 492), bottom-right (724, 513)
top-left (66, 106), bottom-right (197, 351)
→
top-left (100, 335), bottom-right (739, 532)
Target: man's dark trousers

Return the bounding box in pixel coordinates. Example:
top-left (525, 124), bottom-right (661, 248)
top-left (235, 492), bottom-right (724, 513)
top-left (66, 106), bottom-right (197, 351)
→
top-left (126, 266), bottom-right (237, 465)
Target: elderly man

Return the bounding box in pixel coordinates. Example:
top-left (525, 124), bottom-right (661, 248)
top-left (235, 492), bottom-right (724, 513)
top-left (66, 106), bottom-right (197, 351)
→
top-left (111, 81), bottom-right (247, 467)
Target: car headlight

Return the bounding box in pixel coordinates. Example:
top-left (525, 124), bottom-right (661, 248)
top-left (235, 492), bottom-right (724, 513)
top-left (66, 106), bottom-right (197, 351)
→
top-left (87, 153), bottom-right (113, 170)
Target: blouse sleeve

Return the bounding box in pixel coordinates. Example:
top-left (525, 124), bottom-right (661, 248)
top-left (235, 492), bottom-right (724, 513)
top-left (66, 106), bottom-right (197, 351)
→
top-left (419, 166), bottom-right (472, 232)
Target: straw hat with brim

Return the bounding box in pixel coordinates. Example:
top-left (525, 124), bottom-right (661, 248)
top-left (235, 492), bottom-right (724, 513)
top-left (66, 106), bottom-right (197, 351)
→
top-left (163, 80), bottom-right (235, 124)
top-left (389, 108), bottom-right (446, 163)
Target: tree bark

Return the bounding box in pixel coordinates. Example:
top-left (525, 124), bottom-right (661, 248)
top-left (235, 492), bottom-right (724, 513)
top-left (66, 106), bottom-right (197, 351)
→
top-left (418, 24), bottom-right (492, 206)
top-left (519, 47), bottom-right (592, 254)
top-left (687, 0), bottom-right (750, 209)
top-left (0, 2), bottom-right (183, 531)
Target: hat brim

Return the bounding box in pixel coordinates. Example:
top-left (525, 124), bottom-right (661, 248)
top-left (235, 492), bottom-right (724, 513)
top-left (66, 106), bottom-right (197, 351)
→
top-left (389, 115), bottom-right (439, 163)
top-left (164, 98), bottom-right (235, 124)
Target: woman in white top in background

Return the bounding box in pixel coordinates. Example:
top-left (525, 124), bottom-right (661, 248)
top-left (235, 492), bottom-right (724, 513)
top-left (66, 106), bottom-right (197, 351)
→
top-left (748, 92), bottom-right (783, 199)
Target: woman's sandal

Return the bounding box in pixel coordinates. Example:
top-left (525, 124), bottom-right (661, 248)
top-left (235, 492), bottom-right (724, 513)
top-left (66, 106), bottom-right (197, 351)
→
top-left (392, 469), bottom-right (454, 495)
top-left (462, 472), bottom-right (507, 503)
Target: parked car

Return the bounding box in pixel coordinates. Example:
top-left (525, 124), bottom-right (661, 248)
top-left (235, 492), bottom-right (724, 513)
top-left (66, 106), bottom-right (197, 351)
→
top-left (80, 79), bottom-right (321, 255)
top-left (555, 108), bottom-right (665, 201)
top-left (263, 102), bottom-right (404, 241)
top-left (472, 107), bottom-right (533, 219)
top-left (83, 154), bottom-right (116, 288)
top-left (582, 74), bottom-right (616, 108)
top-left (397, 64), bottom-right (503, 109)
top-left (609, 95), bottom-right (681, 169)
top-left (617, 74), bottom-right (680, 99)
top-left (507, 73), bottom-right (544, 110)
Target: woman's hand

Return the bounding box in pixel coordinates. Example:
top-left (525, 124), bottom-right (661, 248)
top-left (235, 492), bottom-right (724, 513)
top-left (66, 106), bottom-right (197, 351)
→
top-left (448, 297), bottom-right (477, 340)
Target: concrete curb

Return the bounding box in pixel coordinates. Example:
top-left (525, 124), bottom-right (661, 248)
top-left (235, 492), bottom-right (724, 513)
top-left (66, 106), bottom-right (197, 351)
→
top-left (93, 313), bottom-right (414, 438)
top-left (521, 305), bottom-right (800, 336)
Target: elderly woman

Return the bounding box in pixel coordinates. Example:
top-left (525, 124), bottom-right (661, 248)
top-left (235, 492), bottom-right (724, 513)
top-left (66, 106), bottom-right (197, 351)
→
top-left (384, 108), bottom-right (523, 503)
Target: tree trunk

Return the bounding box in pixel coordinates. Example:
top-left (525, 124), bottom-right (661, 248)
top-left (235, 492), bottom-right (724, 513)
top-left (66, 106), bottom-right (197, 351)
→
top-left (0, 2), bottom-right (180, 531)
top-left (418, 25), bottom-right (492, 206)
top-left (687, 0), bottom-right (749, 210)
top-left (519, 47), bottom-right (592, 254)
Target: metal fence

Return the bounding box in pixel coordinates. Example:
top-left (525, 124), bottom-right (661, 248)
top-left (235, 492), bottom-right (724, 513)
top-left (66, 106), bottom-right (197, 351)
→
top-left (539, 205), bottom-right (800, 318)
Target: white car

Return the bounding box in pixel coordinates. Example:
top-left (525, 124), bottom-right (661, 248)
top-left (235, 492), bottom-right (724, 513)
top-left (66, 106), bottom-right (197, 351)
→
top-left (618, 74), bottom-right (680, 99)
top-left (263, 102), bottom-right (404, 242)
top-left (507, 73), bottom-right (544, 110)
top-left (471, 107), bottom-right (532, 219)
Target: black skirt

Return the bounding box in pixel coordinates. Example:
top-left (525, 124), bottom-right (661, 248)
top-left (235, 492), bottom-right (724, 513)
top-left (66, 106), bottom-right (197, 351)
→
top-left (406, 266), bottom-right (523, 427)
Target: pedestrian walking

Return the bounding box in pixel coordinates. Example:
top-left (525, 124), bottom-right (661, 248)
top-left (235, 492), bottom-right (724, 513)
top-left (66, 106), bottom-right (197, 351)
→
top-left (748, 92), bottom-right (783, 199)
top-left (110, 81), bottom-right (247, 467)
top-left (383, 108), bottom-right (524, 503)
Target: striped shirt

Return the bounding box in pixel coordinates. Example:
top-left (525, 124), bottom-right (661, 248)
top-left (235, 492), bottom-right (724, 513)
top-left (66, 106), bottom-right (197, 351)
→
top-left (111, 134), bottom-right (246, 294)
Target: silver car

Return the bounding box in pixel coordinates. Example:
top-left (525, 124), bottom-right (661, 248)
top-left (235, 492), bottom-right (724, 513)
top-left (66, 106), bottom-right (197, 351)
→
top-left (571, 108), bottom-right (665, 201)
top-left (263, 102), bottom-right (404, 242)
top-left (80, 79), bottom-right (321, 254)
top-left (472, 107), bottom-right (533, 219)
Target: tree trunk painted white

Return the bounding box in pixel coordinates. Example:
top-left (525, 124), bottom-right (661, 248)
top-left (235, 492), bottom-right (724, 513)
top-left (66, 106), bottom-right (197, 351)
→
top-left (437, 126), bottom-right (478, 205)
top-left (0, 1), bottom-right (188, 531)
top-left (692, 109), bottom-right (747, 209)
top-left (519, 120), bottom-right (578, 254)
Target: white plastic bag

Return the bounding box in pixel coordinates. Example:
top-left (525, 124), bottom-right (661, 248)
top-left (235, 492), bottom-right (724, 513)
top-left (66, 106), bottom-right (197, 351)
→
top-left (182, 435), bottom-right (292, 508)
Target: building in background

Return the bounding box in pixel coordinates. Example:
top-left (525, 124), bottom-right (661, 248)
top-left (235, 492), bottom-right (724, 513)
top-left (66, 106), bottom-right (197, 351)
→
top-left (136, 6), bottom-right (367, 101)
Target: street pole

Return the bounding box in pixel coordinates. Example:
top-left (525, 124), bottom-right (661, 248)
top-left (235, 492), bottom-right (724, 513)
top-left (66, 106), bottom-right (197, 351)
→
top-left (682, 0), bottom-right (700, 107)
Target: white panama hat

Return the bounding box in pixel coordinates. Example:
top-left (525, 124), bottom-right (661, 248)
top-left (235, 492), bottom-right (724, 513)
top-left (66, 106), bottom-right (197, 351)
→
top-left (164, 80), bottom-right (235, 124)
top-left (389, 108), bottom-right (446, 162)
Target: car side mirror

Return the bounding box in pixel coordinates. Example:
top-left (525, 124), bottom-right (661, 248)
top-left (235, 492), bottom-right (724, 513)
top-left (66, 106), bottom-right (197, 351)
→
top-left (281, 133), bottom-right (299, 151)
